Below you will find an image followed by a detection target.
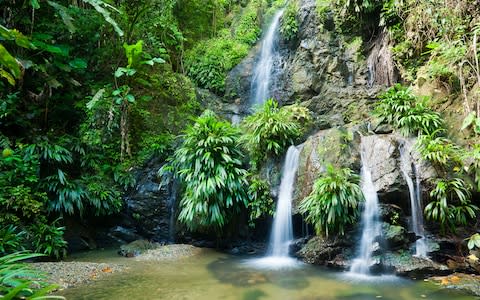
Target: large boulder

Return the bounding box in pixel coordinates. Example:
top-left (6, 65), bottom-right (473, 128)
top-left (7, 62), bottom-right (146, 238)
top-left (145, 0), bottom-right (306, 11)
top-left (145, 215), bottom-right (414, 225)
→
top-left (293, 126), bottom-right (361, 211)
top-left (296, 235), bottom-right (354, 269)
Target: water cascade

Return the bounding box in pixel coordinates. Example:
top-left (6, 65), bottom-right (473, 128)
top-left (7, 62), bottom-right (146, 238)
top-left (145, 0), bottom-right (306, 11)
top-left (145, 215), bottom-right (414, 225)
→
top-left (399, 143), bottom-right (428, 257)
top-left (250, 9), bottom-right (284, 106)
top-left (249, 145), bottom-right (300, 268)
top-left (268, 145), bottom-right (299, 257)
top-left (350, 140), bottom-right (382, 275)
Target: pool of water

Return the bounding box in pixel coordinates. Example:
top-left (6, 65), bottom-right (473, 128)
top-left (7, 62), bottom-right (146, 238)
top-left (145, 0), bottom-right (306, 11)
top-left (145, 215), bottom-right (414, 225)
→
top-left (58, 249), bottom-right (476, 300)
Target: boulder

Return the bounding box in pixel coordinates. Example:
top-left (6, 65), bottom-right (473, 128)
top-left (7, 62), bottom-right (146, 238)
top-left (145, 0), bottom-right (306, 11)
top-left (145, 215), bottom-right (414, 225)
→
top-left (118, 239), bottom-right (160, 257)
top-left (383, 252), bottom-right (450, 278)
top-left (293, 126), bottom-right (361, 211)
top-left (296, 235), bottom-right (354, 269)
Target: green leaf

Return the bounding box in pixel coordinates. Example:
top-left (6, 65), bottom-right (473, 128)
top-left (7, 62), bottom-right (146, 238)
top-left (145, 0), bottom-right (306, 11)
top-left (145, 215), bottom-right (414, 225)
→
top-left (125, 94), bottom-right (135, 103)
top-left (461, 111), bottom-right (476, 131)
top-left (83, 0), bottom-right (123, 37)
top-left (0, 67), bottom-right (16, 85)
top-left (47, 1), bottom-right (76, 33)
top-left (30, 0), bottom-right (41, 9)
top-left (0, 44), bottom-right (21, 79)
top-left (69, 58), bottom-right (87, 69)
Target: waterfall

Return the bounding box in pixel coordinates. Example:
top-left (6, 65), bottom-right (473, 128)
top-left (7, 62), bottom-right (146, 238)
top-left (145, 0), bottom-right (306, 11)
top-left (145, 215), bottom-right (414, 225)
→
top-left (350, 140), bottom-right (382, 275)
top-left (267, 145), bottom-right (299, 257)
top-left (399, 143), bottom-right (428, 257)
top-left (247, 145), bottom-right (300, 268)
top-left (250, 9), bottom-right (284, 106)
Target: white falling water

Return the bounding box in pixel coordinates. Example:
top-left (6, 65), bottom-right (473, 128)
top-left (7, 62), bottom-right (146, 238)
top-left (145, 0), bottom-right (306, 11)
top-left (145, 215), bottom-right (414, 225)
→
top-left (399, 143), bottom-right (428, 257)
top-left (350, 141), bottom-right (382, 275)
top-left (248, 145), bottom-right (300, 269)
top-left (268, 145), bottom-right (299, 257)
top-left (250, 9), bottom-right (284, 106)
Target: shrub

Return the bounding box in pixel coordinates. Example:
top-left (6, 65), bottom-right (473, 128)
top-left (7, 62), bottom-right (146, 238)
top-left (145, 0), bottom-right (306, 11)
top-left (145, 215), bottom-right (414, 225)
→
top-left (27, 219), bottom-right (67, 259)
top-left (185, 37), bottom-right (249, 93)
top-left (425, 177), bottom-right (478, 234)
top-left (168, 110), bottom-right (249, 232)
top-left (280, 1), bottom-right (299, 41)
top-left (233, 0), bottom-right (264, 45)
top-left (247, 175), bottom-right (274, 227)
top-left (374, 84), bottom-right (442, 136)
top-left (299, 165), bottom-right (364, 236)
top-left (240, 99), bottom-right (311, 167)
top-left (416, 132), bottom-right (463, 171)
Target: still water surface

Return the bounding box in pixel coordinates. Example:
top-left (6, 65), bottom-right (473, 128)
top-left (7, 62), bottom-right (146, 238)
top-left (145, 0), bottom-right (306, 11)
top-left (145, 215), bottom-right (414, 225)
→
top-left (58, 248), bottom-right (475, 300)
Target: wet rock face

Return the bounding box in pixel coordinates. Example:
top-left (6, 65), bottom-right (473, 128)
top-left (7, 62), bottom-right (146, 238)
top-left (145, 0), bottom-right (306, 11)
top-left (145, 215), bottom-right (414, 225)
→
top-left (294, 128), bottom-right (436, 212)
top-left (120, 159), bottom-right (177, 243)
top-left (224, 0), bottom-right (386, 123)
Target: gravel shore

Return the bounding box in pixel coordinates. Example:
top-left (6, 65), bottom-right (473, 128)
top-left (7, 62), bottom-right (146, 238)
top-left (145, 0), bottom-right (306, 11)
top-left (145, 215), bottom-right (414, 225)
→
top-left (30, 244), bottom-right (201, 289)
top-left (31, 261), bottom-right (127, 289)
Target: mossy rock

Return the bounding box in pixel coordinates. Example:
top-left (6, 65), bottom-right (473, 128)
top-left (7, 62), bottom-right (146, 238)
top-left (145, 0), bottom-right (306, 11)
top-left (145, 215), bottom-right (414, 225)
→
top-left (118, 240), bottom-right (160, 257)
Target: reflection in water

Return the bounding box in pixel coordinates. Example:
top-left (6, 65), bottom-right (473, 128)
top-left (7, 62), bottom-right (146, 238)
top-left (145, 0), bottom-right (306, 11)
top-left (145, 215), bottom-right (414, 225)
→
top-left (208, 257), bottom-right (309, 290)
top-left (58, 249), bottom-right (475, 300)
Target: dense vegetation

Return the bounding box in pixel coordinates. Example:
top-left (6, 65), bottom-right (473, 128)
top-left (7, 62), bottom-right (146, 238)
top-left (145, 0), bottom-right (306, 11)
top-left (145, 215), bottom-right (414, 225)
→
top-left (2, 0), bottom-right (480, 271)
top-left (0, 0), bottom-right (284, 256)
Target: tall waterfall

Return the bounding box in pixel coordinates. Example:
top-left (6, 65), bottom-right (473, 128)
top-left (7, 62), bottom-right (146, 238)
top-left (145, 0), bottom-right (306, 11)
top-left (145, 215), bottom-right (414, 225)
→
top-left (399, 143), bottom-right (428, 257)
top-left (350, 140), bottom-right (382, 275)
top-left (250, 9), bottom-right (284, 106)
top-left (267, 145), bottom-right (299, 257)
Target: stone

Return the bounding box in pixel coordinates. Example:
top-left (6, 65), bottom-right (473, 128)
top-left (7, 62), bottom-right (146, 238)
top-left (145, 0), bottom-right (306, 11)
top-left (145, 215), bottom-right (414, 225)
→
top-left (118, 239), bottom-right (160, 257)
top-left (115, 158), bottom-right (178, 243)
top-left (383, 223), bottom-right (411, 249)
top-left (296, 235), bottom-right (354, 269)
top-left (294, 126), bottom-right (361, 211)
top-left (383, 252), bottom-right (450, 278)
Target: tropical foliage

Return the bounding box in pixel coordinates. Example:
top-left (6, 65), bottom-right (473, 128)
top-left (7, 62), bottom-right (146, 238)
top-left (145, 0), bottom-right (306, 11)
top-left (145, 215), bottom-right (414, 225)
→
top-left (0, 252), bottom-right (61, 299)
top-left (241, 99), bottom-right (311, 167)
top-left (374, 84), bottom-right (442, 136)
top-left (299, 165), bottom-right (364, 237)
top-left (167, 110), bottom-right (249, 232)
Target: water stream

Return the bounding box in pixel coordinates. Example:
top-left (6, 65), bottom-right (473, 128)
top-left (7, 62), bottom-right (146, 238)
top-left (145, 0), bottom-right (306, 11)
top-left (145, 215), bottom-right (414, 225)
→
top-left (250, 9), bottom-right (284, 106)
top-left (250, 145), bottom-right (300, 268)
top-left (58, 249), bottom-right (474, 300)
top-left (399, 142), bottom-right (428, 257)
top-left (350, 139), bottom-right (382, 275)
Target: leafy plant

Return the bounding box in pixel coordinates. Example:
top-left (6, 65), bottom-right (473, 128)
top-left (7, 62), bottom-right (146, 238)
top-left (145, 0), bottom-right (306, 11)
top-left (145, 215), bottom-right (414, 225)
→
top-left (461, 111), bottom-right (480, 135)
top-left (374, 84), bottom-right (442, 136)
top-left (416, 132), bottom-right (463, 171)
top-left (27, 219), bottom-right (67, 259)
top-left (240, 99), bottom-right (311, 167)
top-left (185, 37), bottom-right (248, 93)
top-left (168, 110), bottom-right (249, 232)
top-left (0, 226), bottom-right (24, 255)
top-left (280, 1), bottom-right (299, 41)
top-left (247, 176), bottom-right (274, 227)
top-left (467, 233), bottom-right (480, 250)
top-left (0, 251), bottom-right (62, 299)
top-left (299, 165), bottom-right (364, 236)
top-left (425, 178), bottom-right (478, 234)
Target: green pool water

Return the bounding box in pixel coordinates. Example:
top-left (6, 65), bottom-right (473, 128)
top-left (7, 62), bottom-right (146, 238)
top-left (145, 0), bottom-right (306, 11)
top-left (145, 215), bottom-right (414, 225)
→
top-left (58, 249), bottom-right (477, 300)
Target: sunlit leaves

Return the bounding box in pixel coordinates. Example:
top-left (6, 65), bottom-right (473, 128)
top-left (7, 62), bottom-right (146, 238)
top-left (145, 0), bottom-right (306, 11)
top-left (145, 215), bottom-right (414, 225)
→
top-left (374, 84), bottom-right (443, 136)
